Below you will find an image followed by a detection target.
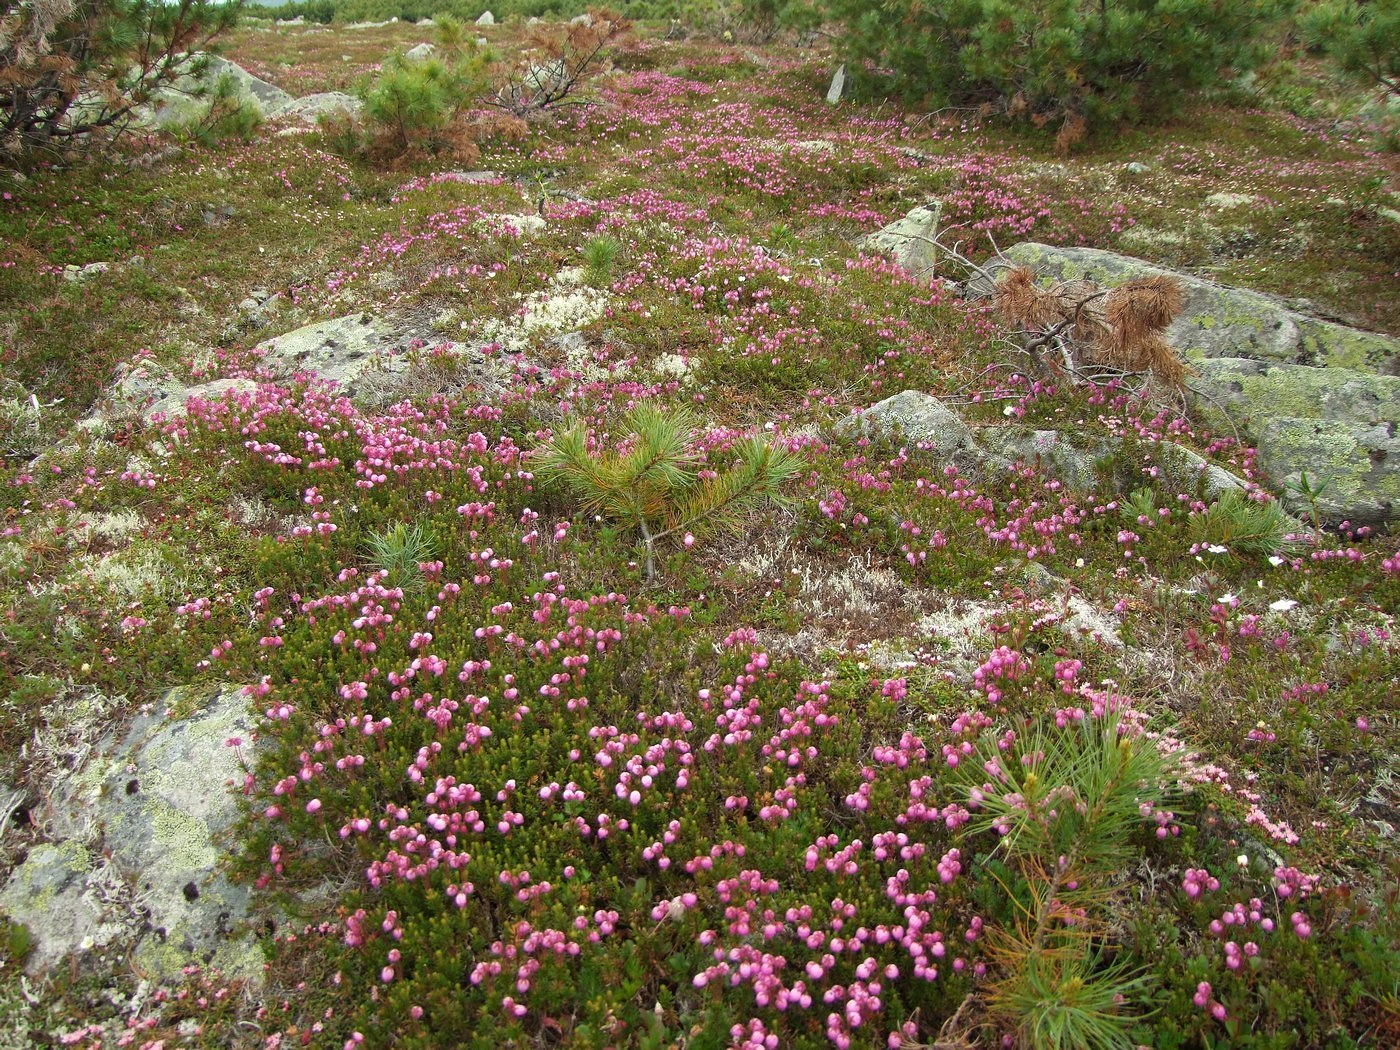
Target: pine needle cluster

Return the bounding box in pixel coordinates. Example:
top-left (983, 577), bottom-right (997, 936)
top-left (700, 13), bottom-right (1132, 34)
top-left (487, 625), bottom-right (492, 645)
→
top-left (995, 266), bottom-right (1190, 388)
top-left (961, 713), bottom-right (1177, 1048)
top-left (532, 404), bottom-right (802, 578)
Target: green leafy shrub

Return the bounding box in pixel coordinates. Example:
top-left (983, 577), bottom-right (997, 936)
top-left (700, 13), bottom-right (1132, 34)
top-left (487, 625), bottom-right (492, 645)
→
top-left (821, 0), bottom-right (1290, 142)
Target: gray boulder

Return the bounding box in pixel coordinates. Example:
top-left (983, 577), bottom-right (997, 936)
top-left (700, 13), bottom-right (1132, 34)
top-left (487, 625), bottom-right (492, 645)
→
top-left (836, 389), bottom-right (973, 455)
top-left (84, 360), bottom-right (257, 427)
top-left (991, 243), bottom-right (1400, 523)
top-left (996, 243), bottom-right (1400, 375)
top-left (1192, 358), bottom-right (1399, 524)
top-left (404, 42), bottom-right (436, 60)
top-left (859, 204), bottom-right (944, 277)
top-left (476, 10), bottom-right (495, 25)
top-left (976, 427), bottom-right (1245, 498)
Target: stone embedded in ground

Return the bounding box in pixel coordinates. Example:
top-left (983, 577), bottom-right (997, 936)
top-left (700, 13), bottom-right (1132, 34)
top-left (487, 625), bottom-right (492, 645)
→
top-left (63, 261), bottom-right (109, 283)
top-left (476, 10), bottom-right (495, 25)
top-left (836, 389), bottom-right (973, 454)
top-left (1191, 358), bottom-right (1400, 525)
top-left (826, 64), bottom-right (846, 104)
top-left (404, 42), bottom-right (436, 60)
top-left (0, 842), bottom-right (126, 975)
top-left (5, 687), bottom-right (264, 982)
top-left (268, 91), bottom-right (363, 124)
top-left (976, 427), bottom-right (1247, 499)
top-left (859, 204), bottom-right (944, 277)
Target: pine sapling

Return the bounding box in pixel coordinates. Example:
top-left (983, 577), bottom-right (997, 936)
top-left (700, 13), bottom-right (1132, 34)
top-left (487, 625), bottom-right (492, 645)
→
top-left (532, 404), bottom-right (802, 578)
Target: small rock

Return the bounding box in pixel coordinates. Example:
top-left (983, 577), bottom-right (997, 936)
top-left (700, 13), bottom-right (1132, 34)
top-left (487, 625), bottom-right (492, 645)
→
top-left (826, 64), bottom-right (846, 104)
top-left (837, 390), bottom-right (974, 455)
top-left (1123, 161), bottom-right (1151, 175)
top-left (476, 10), bottom-right (494, 25)
top-left (63, 261), bottom-right (109, 283)
top-left (859, 203), bottom-right (943, 276)
top-left (404, 42), bottom-right (436, 60)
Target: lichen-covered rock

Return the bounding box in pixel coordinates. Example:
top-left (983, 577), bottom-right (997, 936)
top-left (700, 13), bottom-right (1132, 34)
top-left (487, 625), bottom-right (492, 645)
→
top-left (858, 204), bottom-right (944, 277)
top-left (267, 91), bottom-right (363, 123)
top-left (4, 687), bottom-right (264, 981)
top-left (144, 54), bottom-right (293, 129)
top-left (997, 243), bottom-right (1400, 375)
top-left (253, 312), bottom-right (412, 391)
top-left (0, 842), bottom-right (125, 975)
top-left (52, 686), bottom-right (263, 982)
top-left (975, 427), bottom-right (1245, 498)
top-left (836, 389), bottom-right (973, 454)
top-left (1192, 358), bottom-right (1400, 524)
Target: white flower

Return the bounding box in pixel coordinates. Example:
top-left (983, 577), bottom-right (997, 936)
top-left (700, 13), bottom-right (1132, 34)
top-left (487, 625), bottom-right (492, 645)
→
top-left (1206, 544), bottom-right (1228, 554)
top-left (1219, 592), bottom-right (1238, 605)
top-left (1268, 555), bottom-right (1285, 567)
top-left (1236, 854), bottom-right (1249, 868)
top-left (1269, 598), bottom-right (1298, 613)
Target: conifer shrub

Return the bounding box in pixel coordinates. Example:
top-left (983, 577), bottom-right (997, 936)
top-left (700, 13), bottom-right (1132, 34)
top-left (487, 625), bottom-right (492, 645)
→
top-left (0, 0), bottom-right (241, 163)
top-left (1301, 0), bottom-right (1399, 97)
top-left (820, 0), bottom-right (1290, 143)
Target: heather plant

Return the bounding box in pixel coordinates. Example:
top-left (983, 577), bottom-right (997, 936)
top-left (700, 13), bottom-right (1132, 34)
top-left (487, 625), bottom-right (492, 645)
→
top-left (532, 404), bottom-right (802, 577)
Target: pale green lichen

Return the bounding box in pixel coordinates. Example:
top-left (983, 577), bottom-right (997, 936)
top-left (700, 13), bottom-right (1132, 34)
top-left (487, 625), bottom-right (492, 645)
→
top-left (149, 802), bottom-right (216, 872)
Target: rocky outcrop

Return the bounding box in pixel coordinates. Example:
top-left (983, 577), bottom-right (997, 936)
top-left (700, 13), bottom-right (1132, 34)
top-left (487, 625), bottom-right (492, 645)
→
top-left (1191, 359), bottom-right (1399, 524)
top-left (145, 55), bottom-right (293, 128)
top-left (993, 243), bottom-right (1400, 524)
top-left (268, 91), bottom-right (362, 124)
top-left (836, 388), bottom-right (973, 455)
top-left (998, 243), bottom-right (1399, 375)
top-left (1, 687), bottom-right (262, 981)
top-left (841, 390), bottom-right (1249, 500)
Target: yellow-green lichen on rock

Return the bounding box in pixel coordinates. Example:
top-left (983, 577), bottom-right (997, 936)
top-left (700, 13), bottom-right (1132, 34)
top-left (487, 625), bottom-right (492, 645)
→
top-left (999, 243), bottom-right (1400, 373)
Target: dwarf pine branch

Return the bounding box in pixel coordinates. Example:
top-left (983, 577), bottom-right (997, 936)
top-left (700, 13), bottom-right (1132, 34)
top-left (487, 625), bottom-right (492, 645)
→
top-left (533, 406), bottom-right (801, 578)
top-left (962, 713), bottom-right (1177, 1048)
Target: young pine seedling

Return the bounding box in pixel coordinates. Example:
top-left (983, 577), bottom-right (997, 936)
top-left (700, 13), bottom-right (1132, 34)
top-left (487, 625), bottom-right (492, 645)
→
top-left (532, 404), bottom-right (802, 579)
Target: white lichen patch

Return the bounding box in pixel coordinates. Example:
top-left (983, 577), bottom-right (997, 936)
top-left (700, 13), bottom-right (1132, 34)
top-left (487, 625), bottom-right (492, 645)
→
top-left (79, 543), bottom-right (190, 601)
top-left (470, 278), bottom-right (609, 357)
top-left (475, 213), bottom-right (547, 239)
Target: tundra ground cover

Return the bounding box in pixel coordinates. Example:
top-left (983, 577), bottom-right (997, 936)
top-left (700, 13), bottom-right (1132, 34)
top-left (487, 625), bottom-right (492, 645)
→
top-left (0, 16), bottom-right (1397, 1050)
